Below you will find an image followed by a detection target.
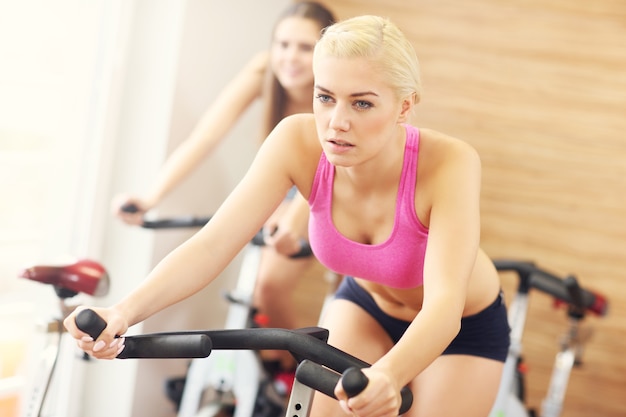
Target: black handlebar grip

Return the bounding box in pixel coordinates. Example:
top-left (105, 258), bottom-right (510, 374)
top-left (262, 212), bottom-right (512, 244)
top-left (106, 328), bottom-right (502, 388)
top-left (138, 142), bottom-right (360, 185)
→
top-left (289, 239), bottom-right (314, 259)
top-left (76, 308), bottom-right (107, 340)
top-left (120, 203), bottom-right (139, 213)
top-left (563, 275), bottom-right (585, 314)
top-left (141, 217), bottom-right (211, 229)
top-left (295, 359), bottom-right (335, 398)
top-left (341, 367), bottom-right (369, 397)
top-left (295, 360), bottom-right (413, 415)
top-left (75, 309), bottom-right (212, 359)
top-left (118, 334), bottom-right (212, 359)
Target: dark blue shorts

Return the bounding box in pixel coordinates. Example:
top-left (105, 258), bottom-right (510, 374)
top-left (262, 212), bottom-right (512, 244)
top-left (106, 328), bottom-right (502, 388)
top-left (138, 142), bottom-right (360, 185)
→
top-left (334, 276), bottom-right (511, 362)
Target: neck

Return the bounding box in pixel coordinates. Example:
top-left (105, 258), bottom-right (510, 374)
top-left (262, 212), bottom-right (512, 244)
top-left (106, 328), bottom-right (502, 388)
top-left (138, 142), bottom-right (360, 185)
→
top-left (338, 125), bottom-right (407, 193)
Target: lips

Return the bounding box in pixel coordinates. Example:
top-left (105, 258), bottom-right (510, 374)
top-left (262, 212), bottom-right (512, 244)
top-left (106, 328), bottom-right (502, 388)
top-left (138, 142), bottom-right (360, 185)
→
top-left (279, 66), bottom-right (305, 79)
top-left (328, 139), bottom-right (354, 147)
top-left (283, 67), bottom-right (302, 76)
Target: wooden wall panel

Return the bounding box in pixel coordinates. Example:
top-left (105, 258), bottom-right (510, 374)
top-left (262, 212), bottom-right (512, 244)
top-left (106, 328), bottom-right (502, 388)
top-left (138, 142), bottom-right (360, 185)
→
top-left (312, 1), bottom-right (626, 416)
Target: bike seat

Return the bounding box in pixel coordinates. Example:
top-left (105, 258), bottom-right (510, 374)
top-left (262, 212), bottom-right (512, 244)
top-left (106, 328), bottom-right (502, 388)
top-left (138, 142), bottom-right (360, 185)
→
top-left (19, 259), bottom-right (110, 298)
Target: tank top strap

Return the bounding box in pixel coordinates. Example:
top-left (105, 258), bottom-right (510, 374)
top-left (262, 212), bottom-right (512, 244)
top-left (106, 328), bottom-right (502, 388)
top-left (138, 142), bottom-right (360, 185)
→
top-left (397, 125), bottom-right (420, 217)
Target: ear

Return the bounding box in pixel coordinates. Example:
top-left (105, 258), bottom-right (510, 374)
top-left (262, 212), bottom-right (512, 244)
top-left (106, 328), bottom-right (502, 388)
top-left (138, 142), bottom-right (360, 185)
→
top-left (397, 93), bottom-right (416, 123)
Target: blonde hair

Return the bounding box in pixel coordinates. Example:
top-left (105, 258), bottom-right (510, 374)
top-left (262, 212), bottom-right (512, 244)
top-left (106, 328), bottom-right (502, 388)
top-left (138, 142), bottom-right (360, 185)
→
top-left (314, 15), bottom-right (422, 105)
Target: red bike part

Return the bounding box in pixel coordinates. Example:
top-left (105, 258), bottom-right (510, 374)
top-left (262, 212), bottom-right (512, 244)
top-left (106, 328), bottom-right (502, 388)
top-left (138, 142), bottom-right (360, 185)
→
top-left (19, 259), bottom-right (110, 297)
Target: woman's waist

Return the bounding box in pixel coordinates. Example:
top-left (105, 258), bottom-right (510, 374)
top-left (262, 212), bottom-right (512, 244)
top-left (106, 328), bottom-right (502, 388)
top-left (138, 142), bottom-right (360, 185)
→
top-left (356, 278), bottom-right (423, 321)
top-left (354, 264), bottom-right (501, 320)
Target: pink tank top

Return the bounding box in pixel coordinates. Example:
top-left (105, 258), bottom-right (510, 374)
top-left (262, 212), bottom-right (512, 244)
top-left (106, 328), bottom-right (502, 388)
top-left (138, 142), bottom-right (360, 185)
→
top-left (308, 125), bottom-right (429, 289)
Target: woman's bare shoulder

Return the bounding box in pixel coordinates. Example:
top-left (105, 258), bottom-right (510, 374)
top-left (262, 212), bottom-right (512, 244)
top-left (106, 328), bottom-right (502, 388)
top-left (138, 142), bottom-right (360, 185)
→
top-left (415, 127), bottom-right (482, 200)
top-left (270, 114), bottom-right (319, 156)
top-left (418, 127), bottom-right (480, 163)
top-left (266, 114), bottom-right (321, 193)
top-left (276, 113), bottom-right (317, 136)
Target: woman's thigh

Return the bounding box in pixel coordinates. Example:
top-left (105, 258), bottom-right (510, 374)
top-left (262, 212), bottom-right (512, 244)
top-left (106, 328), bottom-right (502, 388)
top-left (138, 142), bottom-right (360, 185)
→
top-left (312, 299), bottom-right (504, 417)
top-left (312, 297), bottom-right (505, 417)
top-left (311, 299), bottom-right (394, 417)
top-left (409, 354), bottom-right (504, 417)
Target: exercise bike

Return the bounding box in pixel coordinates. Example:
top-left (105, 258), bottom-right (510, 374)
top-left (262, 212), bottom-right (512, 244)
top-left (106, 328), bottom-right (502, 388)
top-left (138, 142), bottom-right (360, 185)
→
top-left (489, 259), bottom-right (608, 417)
top-left (74, 308), bottom-right (414, 417)
top-left (121, 206), bottom-right (314, 417)
top-left (17, 259), bottom-right (110, 417)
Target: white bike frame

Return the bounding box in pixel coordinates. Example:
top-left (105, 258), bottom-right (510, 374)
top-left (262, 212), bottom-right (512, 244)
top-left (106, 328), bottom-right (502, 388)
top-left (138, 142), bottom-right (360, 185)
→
top-left (489, 263), bottom-right (599, 417)
top-left (177, 243), bottom-right (271, 417)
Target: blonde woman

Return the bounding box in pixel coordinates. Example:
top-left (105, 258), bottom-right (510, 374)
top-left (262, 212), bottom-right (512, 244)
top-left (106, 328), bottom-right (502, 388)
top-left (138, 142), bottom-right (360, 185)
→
top-left (68, 15), bottom-right (509, 417)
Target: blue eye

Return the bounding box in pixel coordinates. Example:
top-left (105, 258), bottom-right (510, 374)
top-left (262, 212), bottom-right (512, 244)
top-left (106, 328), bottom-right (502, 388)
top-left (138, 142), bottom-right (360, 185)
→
top-left (354, 100), bottom-right (372, 110)
top-left (315, 94), bottom-right (332, 103)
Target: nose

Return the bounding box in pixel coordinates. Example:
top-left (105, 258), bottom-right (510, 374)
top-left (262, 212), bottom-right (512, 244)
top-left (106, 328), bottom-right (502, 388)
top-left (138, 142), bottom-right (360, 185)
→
top-left (286, 45), bottom-right (301, 62)
top-left (329, 104), bottom-right (350, 131)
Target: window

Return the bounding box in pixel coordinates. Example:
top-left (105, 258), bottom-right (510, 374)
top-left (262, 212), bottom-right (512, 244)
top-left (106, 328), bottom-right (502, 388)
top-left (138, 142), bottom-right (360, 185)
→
top-left (0, 0), bottom-right (127, 308)
top-left (0, 2), bottom-right (130, 415)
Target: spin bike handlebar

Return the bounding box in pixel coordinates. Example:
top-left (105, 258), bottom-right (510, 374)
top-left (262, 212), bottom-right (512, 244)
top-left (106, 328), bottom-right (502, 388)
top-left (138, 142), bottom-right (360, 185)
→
top-left (493, 259), bottom-right (608, 317)
top-left (75, 309), bottom-right (413, 414)
top-left (121, 204), bottom-right (313, 259)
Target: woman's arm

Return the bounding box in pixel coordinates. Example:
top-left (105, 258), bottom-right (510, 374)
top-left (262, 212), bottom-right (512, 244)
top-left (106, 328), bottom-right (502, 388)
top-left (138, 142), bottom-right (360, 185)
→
top-left (367, 134), bottom-right (483, 395)
top-left (64, 114), bottom-right (320, 358)
top-left (113, 52), bottom-right (269, 223)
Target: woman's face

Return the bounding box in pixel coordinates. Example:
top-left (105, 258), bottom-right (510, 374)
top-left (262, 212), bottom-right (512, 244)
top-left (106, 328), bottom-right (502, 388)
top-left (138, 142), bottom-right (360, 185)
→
top-left (270, 16), bottom-right (321, 90)
top-left (313, 55), bottom-right (407, 168)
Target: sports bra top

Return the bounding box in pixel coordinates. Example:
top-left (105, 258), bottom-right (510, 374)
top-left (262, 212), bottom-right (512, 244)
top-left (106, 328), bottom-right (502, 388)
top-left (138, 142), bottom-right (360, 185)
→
top-left (308, 124), bottom-right (429, 289)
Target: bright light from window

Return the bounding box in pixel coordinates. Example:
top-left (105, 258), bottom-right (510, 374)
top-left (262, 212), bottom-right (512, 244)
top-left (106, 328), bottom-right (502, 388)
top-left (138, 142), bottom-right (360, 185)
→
top-left (0, 0), bottom-right (119, 300)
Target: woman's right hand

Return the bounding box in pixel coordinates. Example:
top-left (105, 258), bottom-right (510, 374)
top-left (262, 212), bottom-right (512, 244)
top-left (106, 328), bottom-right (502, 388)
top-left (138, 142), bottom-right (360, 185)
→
top-left (111, 194), bottom-right (151, 226)
top-left (63, 306), bottom-right (129, 360)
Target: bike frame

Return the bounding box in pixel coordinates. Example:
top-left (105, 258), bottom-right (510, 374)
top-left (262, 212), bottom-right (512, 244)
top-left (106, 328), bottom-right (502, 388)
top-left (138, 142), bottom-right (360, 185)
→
top-left (18, 260), bottom-right (110, 417)
top-left (488, 260), bottom-right (607, 417)
top-left (177, 242), bottom-right (265, 417)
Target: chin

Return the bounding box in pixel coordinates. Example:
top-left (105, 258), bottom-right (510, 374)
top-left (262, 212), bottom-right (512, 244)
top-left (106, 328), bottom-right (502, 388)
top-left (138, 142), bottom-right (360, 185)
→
top-left (323, 151), bottom-right (353, 168)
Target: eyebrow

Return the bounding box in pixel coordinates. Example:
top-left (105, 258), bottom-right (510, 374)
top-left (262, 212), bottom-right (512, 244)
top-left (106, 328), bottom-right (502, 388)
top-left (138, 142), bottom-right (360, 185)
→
top-left (315, 85), bottom-right (379, 98)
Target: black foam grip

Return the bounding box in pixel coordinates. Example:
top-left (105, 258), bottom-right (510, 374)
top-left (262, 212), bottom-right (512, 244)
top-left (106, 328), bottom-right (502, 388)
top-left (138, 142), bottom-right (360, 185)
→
top-left (75, 309), bottom-right (212, 359)
top-left (118, 334), bottom-right (212, 359)
top-left (120, 203), bottom-right (139, 213)
top-left (141, 217), bottom-right (211, 229)
top-left (342, 367), bottom-right (368, 397)
top-left (295, 360), bottom-right (412, 415)
top-left (75, 309), bottom-right (107, 339)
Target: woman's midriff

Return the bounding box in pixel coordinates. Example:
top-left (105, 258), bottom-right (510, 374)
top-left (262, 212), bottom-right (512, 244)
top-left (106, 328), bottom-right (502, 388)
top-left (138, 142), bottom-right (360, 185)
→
top-left (358, 279), bottom-right (423, 322)
top-left (355, 250), bottom-right (502, 321)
